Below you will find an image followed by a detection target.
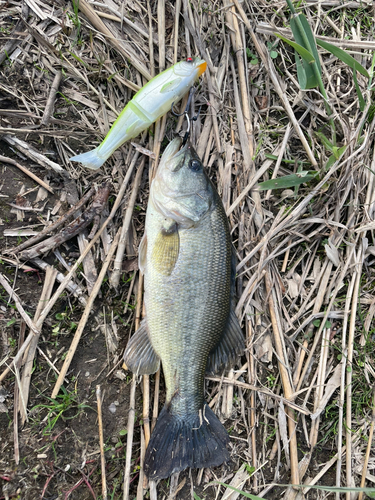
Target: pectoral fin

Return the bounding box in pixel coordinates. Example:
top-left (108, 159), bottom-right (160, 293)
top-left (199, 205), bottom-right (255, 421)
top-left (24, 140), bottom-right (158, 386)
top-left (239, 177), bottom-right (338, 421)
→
top-left (123, 319), bottom-right (160, 375)
top-left (151, 222), bottom-right (179, 275)
top-left (206, 308), bottom-right (245, 374)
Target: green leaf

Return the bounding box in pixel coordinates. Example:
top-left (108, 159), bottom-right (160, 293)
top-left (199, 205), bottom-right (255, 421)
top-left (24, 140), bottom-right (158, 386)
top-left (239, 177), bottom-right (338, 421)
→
top-left (7, 318), bottom-right (16, 327)
top-left (275, 34), bottom-right (315, 65)
top-left (270, 50), bottom-right (278, 59)
top-left (313, 319), bottom-right (321, 327)
top-left (258, 172), bottom-right (317, 190)
top-left (353, 70), bottom-right (366, 111)
top-left (325, 145), bottom-right (347, 169)
top-left (316, 39), bottom-right (369, 77)
top-left (315, 131), bottom-right (335, 153)
top-left (291, 14), bottom-right (322, 74)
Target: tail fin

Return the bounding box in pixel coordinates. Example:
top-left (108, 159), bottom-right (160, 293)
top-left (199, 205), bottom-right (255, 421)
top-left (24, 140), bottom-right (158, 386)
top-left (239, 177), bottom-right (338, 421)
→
top-left (144, 403), bottom-right (230, 480)
top-left (69, 147), bottom-right (105, 170)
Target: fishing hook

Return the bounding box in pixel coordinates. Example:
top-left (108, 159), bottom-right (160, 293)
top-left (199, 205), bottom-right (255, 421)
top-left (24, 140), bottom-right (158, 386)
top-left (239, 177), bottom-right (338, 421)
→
top-left (171, 87), bottom-right (202, 145)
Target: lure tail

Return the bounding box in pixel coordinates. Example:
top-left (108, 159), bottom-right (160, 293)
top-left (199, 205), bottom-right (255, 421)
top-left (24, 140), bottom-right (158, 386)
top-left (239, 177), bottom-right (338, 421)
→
top-left (144, 403), bottom-right (230, 480)
top-left (69, 147), bottom-right (105, 170)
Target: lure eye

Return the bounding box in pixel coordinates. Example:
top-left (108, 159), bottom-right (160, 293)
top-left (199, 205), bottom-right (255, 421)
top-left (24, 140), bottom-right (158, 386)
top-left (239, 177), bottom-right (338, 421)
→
top-left (189, 159), bottom-right (202, 172)
top-left (186, 57), bottom-right (193, 63)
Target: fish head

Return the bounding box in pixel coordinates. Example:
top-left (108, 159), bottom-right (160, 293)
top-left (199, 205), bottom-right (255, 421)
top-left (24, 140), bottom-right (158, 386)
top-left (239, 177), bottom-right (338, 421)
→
top-left (152, 138), bottom-right (213, 227)
top-left (173, 57), bottom-right (207, 79)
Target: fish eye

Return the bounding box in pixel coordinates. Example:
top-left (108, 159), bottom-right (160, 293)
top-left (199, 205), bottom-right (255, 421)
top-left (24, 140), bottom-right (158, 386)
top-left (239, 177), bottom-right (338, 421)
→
top-left (189, 159), bottom-right (202, 172)
top-left (186, 57), bottom-right (193, 63)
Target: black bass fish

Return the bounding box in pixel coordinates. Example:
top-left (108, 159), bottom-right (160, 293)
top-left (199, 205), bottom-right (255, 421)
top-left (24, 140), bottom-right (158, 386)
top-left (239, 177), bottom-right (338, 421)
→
top-left (124, 137), bottom-right (244, 480)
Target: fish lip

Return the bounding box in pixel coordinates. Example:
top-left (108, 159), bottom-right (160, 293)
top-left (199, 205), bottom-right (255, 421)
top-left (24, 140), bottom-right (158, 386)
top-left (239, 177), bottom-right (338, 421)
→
top-left (197, 60), bottom-right (207, 77)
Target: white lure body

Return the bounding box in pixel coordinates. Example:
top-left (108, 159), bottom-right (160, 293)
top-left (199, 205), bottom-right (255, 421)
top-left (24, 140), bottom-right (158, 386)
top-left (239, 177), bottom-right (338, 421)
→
top-left (69, 58), bottom-right (207, 170)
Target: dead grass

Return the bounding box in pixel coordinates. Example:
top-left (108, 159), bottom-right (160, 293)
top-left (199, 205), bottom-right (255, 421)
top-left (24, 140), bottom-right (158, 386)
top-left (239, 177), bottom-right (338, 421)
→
top-left (0, 0), bottom-right (375, 499)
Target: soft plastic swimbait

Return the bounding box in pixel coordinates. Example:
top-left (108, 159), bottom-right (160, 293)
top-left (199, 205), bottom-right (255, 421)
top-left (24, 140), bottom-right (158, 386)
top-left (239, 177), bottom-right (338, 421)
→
top-left (69, 57), bottom-right (207, 170)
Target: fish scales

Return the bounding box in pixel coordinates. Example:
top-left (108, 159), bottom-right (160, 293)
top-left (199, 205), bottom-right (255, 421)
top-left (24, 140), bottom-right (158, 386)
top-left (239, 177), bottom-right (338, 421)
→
top-left (123, 138), bottom-right (244, 480)
top-left (146, 188), bottom-right (231, 417)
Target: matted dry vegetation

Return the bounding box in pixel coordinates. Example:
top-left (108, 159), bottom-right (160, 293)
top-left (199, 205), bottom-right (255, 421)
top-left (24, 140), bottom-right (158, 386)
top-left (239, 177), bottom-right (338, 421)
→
top-left (0, 0), bottom-right (375, 499)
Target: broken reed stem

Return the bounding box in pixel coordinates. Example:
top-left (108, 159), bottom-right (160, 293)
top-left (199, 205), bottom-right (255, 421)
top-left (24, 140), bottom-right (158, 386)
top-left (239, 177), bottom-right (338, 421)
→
top-left (40, 70), bottom-right (62, 126)
top-left (51, 226), bottom-right (121, 398)
top-left (8, 187), bottom-right (95, 255)
top-left (110, 156), bottom-right (145, 288)
top-left (0, 274), bottom-right (39, 336)
top-left (96, 385), bottom-right (107, 500)
top-left (0, 155), bottom-right (54, 194)
top-left (265, 272), bottom-right (299, 488)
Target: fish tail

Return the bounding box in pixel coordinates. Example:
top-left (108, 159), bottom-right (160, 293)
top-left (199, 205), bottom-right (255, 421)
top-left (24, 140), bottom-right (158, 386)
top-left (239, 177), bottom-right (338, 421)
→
top-left (144, 403), bottom-right (230, 480)
top-left (69, 147), bottom-right (105, 170)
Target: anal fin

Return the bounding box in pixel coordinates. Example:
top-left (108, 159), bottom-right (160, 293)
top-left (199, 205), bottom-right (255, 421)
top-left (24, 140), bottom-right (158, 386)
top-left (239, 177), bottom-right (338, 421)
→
top-left (206, 308), bottom-right (244, 374)
top-left (123, 318), bottom-right (160, 375)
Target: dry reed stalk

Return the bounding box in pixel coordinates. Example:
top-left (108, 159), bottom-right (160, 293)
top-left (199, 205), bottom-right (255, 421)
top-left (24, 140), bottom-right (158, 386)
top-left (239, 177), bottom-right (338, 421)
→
top-left (123, 374), bottom-right (137, 500)
top-left (264, 272), bottom-right (299, 489)
top-left (265, 124), bottom-right (291, 201)
top-left (247, 320), bottom-right (257, 490)
top-left (13, 320), bottom-right (26, 465)
top-left (96, 385), bottom-right (107, 500)
top-left (173, 0), bottom-right (182, 64)
top-left (336, 268), bottom-right (357, 498)
top-left (136, 428), bottom-right (146, 500)
top-left (40, 70), bottom-right (62, 127)
top-left (0, 274), bottom-right (40, 336)
top-left (309, 326), bottom-right (330, 448)
top-left (0, 155), bottom-right (54, 194)
top-left (151, 369), bottom-right (160, 432)
top-left (110, 155), bottom-right (145, 288)
top-left (346, 241), bottom-right (365, 499)
top-left (124, 274), bottom-right (144, 500)
top-left (19, 265), bottom-right (58, 424)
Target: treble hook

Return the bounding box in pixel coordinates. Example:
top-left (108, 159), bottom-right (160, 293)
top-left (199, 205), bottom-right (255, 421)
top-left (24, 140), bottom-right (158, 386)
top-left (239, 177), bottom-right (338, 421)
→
top-left (171, 87), bottom-right (202, 145)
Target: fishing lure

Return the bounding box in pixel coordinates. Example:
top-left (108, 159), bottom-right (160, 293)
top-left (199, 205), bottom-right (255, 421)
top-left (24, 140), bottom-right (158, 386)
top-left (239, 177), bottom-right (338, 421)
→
top-left (69, 57), bottom-right (207, 170)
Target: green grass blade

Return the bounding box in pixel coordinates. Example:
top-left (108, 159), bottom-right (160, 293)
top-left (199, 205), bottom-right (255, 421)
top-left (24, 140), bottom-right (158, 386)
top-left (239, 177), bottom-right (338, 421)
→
top-left (352, 70), bottom-right (366, 111)
top-left (275, 34), bottom-right (315, 64)
top-left (315, 131), bottom-right (335, 154)
top-left (316, 39), bottom-right (369, 77)
top-left (258, 172), bottom-right (317, 190)
top-left (295, 50), bottom-right (318, 89)
top-left (291, 14), bottom-right (322, 74)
